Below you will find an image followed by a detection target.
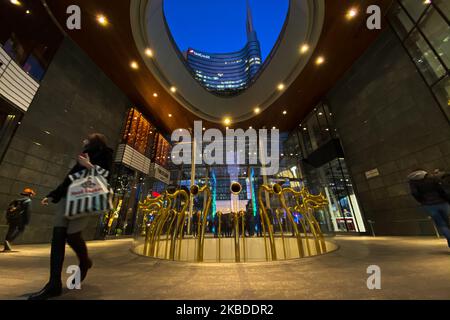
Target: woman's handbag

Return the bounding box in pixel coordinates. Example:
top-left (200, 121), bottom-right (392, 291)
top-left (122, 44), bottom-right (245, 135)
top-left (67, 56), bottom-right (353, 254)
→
top-left (65, 165), bottom-right (114, 220)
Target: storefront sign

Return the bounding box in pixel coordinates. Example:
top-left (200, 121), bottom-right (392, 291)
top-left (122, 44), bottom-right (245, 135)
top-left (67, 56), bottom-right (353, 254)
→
top-left (365, 168), bottom-right (380, 179)
top-left (150, 163), bottom-right (170, 184)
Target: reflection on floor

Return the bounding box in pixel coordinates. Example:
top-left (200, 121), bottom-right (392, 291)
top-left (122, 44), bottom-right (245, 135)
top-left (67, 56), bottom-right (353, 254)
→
top-left (0, 236), bottom-right (449, 300)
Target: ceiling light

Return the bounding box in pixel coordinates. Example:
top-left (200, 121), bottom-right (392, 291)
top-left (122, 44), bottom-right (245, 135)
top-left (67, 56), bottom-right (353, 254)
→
top-left (423, 0), bottom-right (431, 4)
top-left (145, 48), bottom-right (153, 57)
top-left (96, 14), bottom-right (108, 26)
top-left (26, 10), bottom-right (31, 14)
top-left (223, 118), bottom-right (231, 126)
top-left (272, 126), bottom-right (276, 130)
top-left (168, 114), bottom-right (172, 118)
top-left (300, 44), bottom-right (309, 54)
top-left (283, 110), bottom-right (287, 115)
top-left (130, 61), bottom-right (139, 70)
top-left (346, 8), bottom-right (358, 20)
top-left (170, 86), bottom-right (177, 93)
top-left (203, 127), bottom-right (206, 131)
top-left (254, 107), bottom-right (261, 114)
top-left (10, 0), bottom-right (21, 6)
top-left (277, 83), bottom-right (285, 91)
top-left (153, 93), bottom-right (158, 97)
top-left (315, 56), bottom-right (325, 65)
top-left (249, 126), bottom-right (253, 129)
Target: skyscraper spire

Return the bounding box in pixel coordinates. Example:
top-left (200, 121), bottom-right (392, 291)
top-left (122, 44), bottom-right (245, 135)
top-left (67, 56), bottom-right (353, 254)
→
top-left (246, 0), bottom-right (255, 36)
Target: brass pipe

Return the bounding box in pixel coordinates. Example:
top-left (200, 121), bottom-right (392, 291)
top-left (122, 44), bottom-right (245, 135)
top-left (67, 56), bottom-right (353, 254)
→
top-left (240, 210), bottom-right (246, 262)
top-left (217, 211), bottom-right (222, 262)
top-left (190, 184), bottom-right (212, 262)
top-left (275, 208), bottom-right (287, 259)
top-left (162, 189), bottom-right (189, 260)
top-left (277, 187), bottom-right (305, 258)
top-left (233, 211), bottom-right (240, 262)
top-left (258, 184), bottom-right (277, 261)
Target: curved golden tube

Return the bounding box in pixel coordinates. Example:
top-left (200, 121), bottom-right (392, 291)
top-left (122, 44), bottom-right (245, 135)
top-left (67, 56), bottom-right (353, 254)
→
top-left (190, 184), bottom-right (211, 262)
top-left (258, 184), bottom-right (278, 261)
top-left (161, 189), bottom-right (189, 260)
top-left (240, 210), bottom-right (246, 262)
top-left (277, 187), bottom-right (305, 258)
top-left (233, 211), bottom-right (240, 262)
top-left (217, 211), bottom-right (222, 262)
top-left (139, 195), bottom-right (164, 256)
top-left (275, 208), bottom-right (287, 259)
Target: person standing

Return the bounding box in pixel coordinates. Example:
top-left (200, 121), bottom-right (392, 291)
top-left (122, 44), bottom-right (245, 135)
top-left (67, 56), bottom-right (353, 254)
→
top-left (28, 133), bottom-right (113, 300)
top-left (3, 188), bottom-right (35, 251)
top-left (408, 169), bottom-right (450, 248)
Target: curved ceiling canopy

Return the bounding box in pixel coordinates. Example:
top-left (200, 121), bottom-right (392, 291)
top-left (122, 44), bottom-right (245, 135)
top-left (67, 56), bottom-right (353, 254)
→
top-left (130, 0), bottom-right (325, 124)
top-left (44, 0), bottom-right (392, 133)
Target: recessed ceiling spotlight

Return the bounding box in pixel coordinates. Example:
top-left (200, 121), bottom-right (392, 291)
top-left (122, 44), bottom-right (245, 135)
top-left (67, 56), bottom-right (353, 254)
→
top-left (130, 61), bottom-right (139, 70)
top-left (26, 9), bottom-right (31, 14)
top-left (168, 114), bottom-right (172, 118)
top-left (315, 56), bottom-right (325, 65)
top-left (283, 110), bottom-right (287, 115)
top-left (223, 118), bottom-right (231, 126)
top-left (10, 0), bottom-right (21, 6)
top-left (170, 86), bottom-right (177, 93)
top-left (423, 0), bottom-right (431, 4)
top-left (254, 107), bottom-right (260, 114)
top-left (145, 48), bottom-right (153, 57)
top-left (153, 93), bottom-right (158, 97)
top-left (346, 7), bottom-right (358, 20)
top-left (96, 14), bottom-right (108, 26)
top-left (277, 83), bottom-right (285, 91)
top-left (203, 127), bottom-right (206, 131)
top-left (272, 126), bottom-right (276, 130)
top-left (300, 44), bottom-right (310, 54)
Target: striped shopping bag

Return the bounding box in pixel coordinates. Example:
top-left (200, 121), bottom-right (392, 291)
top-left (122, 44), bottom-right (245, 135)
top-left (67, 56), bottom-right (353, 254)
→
top-left (65, 165), bottom-right (114, 220)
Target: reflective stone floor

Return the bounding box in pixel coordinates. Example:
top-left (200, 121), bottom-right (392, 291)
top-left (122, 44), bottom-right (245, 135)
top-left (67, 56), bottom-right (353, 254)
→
top-left (0, 236), bottom-right (449, 300)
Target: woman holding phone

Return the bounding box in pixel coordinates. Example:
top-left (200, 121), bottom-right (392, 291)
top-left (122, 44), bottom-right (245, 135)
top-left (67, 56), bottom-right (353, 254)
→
top-left (29, 133), bottom-right (113, 300)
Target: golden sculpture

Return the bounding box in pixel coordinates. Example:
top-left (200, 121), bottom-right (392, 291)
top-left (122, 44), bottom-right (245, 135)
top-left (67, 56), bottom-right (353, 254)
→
top-left (136, 181), bottom-right (333, 263)
top-left (190, 184), bottom-right (211, 262)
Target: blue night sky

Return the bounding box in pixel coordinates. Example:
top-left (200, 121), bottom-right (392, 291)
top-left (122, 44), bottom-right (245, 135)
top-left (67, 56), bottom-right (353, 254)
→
top-left (163, 0), bottom-right (289, 61)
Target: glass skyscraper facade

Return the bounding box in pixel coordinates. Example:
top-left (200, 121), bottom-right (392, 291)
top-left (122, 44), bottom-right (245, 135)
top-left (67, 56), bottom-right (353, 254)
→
top-left (186, 1), bottom-right (262, 95)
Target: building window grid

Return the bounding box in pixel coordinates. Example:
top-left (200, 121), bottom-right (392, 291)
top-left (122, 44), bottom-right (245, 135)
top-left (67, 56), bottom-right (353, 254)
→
top-left (388, 0), bottom-right (450, 121)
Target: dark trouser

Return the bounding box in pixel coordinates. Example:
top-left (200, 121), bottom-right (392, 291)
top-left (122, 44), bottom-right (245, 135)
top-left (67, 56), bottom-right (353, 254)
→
top-left (5, 221), bottom-right (25, 242)
top-left (48, 227), bottom-right (90, 285)
top-left (424, 203), bottom-right (450, 247)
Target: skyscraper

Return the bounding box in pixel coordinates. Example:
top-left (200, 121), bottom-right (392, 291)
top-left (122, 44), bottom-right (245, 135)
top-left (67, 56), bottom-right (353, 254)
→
top-left (186, 0), bottom-right (263, 95)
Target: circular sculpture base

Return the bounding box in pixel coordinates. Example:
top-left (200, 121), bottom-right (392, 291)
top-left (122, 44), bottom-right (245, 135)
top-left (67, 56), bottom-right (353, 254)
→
top-left (132, 236), bottom-right (338, 263)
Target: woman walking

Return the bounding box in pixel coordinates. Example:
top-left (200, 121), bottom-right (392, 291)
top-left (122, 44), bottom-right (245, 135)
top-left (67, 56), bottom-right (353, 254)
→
top-left (28, 133), bottom-right (113, 300)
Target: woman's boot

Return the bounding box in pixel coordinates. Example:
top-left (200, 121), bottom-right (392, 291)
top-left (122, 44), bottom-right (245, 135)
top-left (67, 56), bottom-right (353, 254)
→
top-left (28, 227), bottom-right (67, 300)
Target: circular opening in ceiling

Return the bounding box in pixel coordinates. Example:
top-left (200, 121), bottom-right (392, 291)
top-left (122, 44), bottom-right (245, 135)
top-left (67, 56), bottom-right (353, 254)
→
top-left (163, 0), bottom-right (289, 97)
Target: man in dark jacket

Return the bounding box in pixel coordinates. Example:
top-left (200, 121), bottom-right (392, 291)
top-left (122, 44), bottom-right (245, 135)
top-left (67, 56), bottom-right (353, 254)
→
top-left (3, 188), bottom-right (35, 251)
top-left (408, 169), bottom-right (450, 248)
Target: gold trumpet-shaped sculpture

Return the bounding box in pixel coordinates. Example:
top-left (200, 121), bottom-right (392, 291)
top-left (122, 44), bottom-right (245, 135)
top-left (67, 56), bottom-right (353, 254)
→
top-left (190, 184), bottom-right (211, 262)
top-left (134, 182), bottom-right (336, 263)
top-left (257, 183), bottom-right (330, 260)
top-left (140, 188), bottom-right (189, 260)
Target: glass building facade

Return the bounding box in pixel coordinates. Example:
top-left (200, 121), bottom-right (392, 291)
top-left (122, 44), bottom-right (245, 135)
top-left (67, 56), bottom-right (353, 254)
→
top-left (388, 0), bottom-right (449, 119)
top-left (186, 1), bottom-right (262, 95)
